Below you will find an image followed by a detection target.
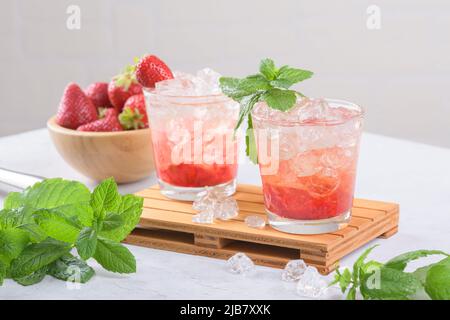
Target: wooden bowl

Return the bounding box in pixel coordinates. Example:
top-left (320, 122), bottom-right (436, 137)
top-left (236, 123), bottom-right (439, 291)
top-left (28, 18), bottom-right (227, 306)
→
top-left (47, 116), bottom-right (155, 184)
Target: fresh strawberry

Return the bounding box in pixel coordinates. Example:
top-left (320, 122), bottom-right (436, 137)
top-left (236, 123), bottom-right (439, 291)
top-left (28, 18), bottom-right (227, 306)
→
top-left (135, 55), bottom-right (173, 88)
top-left (56, 83), bottom-right (98, 129)
top-left (108, 65), bottom-right (142, 112)
top-left (77, 108), bottom-right (122, 132)
top-left (85, 82), bottom-right (112, 108)
top-left (119, 94), bottom-right (149, 130)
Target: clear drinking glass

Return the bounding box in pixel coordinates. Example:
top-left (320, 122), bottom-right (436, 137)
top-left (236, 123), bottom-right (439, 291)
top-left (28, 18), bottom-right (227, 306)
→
top-left (251, 98), bottom-right (364, 234)
top-left (144, 89), bottom-right (239, 200)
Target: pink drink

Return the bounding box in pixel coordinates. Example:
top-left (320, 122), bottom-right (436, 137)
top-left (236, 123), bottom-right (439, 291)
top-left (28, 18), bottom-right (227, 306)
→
top-left (251, 98), bottom-right (364, 234)
top-left (144, 69), bottom-right (239, 200)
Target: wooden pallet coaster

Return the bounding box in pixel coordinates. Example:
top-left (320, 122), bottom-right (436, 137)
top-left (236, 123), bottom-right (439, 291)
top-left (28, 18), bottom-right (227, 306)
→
top-left (125, 184), bottom-right (399, 275)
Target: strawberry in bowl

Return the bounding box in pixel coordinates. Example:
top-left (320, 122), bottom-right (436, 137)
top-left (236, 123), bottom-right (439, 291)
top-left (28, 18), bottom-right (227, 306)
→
top-left (48, 55), bottom-right (175, 183)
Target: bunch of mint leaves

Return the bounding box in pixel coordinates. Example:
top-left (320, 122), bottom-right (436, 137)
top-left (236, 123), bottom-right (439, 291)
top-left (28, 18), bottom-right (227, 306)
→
top-left (330, 245), bottom-right (450, 300)
top-left (0, 177), bottom-right (143, 286)
top-left (219, 58), bottom-right (313, 163)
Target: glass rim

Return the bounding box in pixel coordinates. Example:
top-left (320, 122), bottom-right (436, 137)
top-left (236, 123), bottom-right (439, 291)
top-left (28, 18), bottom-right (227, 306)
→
top-left (251, 98), bottom-right (365, 127)
top-left (143, 87), bottom-right (233, 105)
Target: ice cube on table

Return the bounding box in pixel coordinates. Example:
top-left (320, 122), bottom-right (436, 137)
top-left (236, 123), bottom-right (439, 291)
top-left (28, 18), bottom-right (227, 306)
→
top-left (227, 252), bottom-right (255, 274)
top-left (192, 186), bottom-right (239, 221)
top-left (193, 189), bottom-right (216, 212)
top-left (244, 215), bottom-right (266, 229)
top-left (192, 186), bottom-right (227, 211)
top-left (192, 211), bottom-right (214, 224)
top-left (281, 259), bottom-right (307, 282)
top-left (296, 266), bottom-right (328, 298)
top-left (214, 197), bottom-right (238, 220)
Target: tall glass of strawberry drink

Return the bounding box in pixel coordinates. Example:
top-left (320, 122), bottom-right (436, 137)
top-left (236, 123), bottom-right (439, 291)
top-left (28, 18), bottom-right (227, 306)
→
top-left (251, 98), bottom-right (364, 234)
top-left (142, 66), bottom-right (239, 200)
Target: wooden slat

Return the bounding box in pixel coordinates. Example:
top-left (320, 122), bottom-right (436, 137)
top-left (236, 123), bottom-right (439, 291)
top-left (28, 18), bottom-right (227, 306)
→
top-left (127, 184), bottom-right (400, 275)
top-left (139, 207), bottom-right (339, 249)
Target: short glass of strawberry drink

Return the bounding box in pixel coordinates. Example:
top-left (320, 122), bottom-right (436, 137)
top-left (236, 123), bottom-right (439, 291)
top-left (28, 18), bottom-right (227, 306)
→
top-left (144, 69), bottom-right (240, 200)
top-left (251, 98), bottom-right (364, 234)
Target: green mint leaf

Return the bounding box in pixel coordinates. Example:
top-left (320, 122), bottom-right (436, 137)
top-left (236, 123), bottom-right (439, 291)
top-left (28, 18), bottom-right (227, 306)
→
top-left (339, 268), bottom-right (352, 293)
top-left (0, 207), bottom-right (34, 229)
top-left (360, 266), bottom-right (422, 300)
top-left (346, 286), bottom-right (357, 300)
top-left (51, 203), bottom-right (94, 227)
top-left (10, 238), bottom-right (71, 278)
top-left (385, 250), bottom-right (449, 271)
top-left (239, 74), bottom-right (271, 93)
top-left (259, 58), bottom-right (278, 80)
top-left (246, 114), bottom-right (258, 164)
top-left (14, 265), bottom-right (48, 286)
top-left (76, 227), bottom-right (97, 260)
top-left (412, 264), bottom-right (434, 287)
top-left (17, 223), bottom-right (47, 243)
top-left (328, 269), bottom-right (341, 287)
top-left (424, 257), bottom-right (450, 300)
top-left (101, 213), bottom-right (124, 231)
top-left (352, 245), bottom-right (379, 284)
top-left (34, 209), bottom-right (81, 243)
top-left (262, 88), bottom-right (297, 111)
top-left (219, 75), bottom-right (270, 103)
top-left (99, 195), bottom-right (143, 242)
top-left (3, 192), bottom-right (23, 209)
top-left (219, 77), bottom-right (248, 101)
top-left (94, 237), bottom-right (136, 274)
top-left (0, 228), bottom-right (29, 265)
top-left (90, 178), bottom-right (121, 219)
top-left (48, 253), bottom-right (95, 284)
top-left (234, 93), bottom-right (261, 132)
top-left (0, 229), bottom-right (29, 266)
top-left (276, 66), bottom-right (313, 87)
top-left (0, 260), bottom-right (6, 285)
top-left (7, 178), bottom-right (91, 210)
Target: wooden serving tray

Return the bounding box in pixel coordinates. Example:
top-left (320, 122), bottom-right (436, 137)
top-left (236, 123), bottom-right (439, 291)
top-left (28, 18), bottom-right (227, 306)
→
top-left (125, 184), bottom-right (399, 274)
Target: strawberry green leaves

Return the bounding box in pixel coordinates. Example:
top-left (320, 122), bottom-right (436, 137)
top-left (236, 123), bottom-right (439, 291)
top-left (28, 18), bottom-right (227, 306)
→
top-left (0, 177), bottom-right (144, 287)
top-left (330, 246), bottom-right (450, 300)
top-left (219, 58), bottom-right (313, 163)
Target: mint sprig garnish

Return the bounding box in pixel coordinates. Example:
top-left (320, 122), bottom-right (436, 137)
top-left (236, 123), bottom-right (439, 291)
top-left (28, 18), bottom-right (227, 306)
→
top-left (0, 177), bottom-right (143, 286)
top-left (330, 246), bottom-right (450, 300)
top-left (219, 58), bottom-right (313, 164)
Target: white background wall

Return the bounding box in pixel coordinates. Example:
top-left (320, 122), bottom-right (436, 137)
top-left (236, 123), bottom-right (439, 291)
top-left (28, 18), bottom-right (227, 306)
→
top-left (1, 0), bottom-right (449, 148)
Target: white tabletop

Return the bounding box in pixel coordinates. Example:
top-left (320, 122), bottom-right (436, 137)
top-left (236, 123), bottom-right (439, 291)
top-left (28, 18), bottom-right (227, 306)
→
top-left (0, 129), bottom-right (449, 300)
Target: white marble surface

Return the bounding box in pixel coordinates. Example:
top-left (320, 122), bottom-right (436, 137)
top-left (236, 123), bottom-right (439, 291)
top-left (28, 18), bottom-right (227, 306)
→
top-left (0, 129), bottom-right (449, 299)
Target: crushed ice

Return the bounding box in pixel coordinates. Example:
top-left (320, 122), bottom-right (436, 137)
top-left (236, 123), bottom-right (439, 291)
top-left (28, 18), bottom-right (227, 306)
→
top-left (192, 186), bottom-right (239, 224)
top-left (155, 68), bottom-right (222, 96)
